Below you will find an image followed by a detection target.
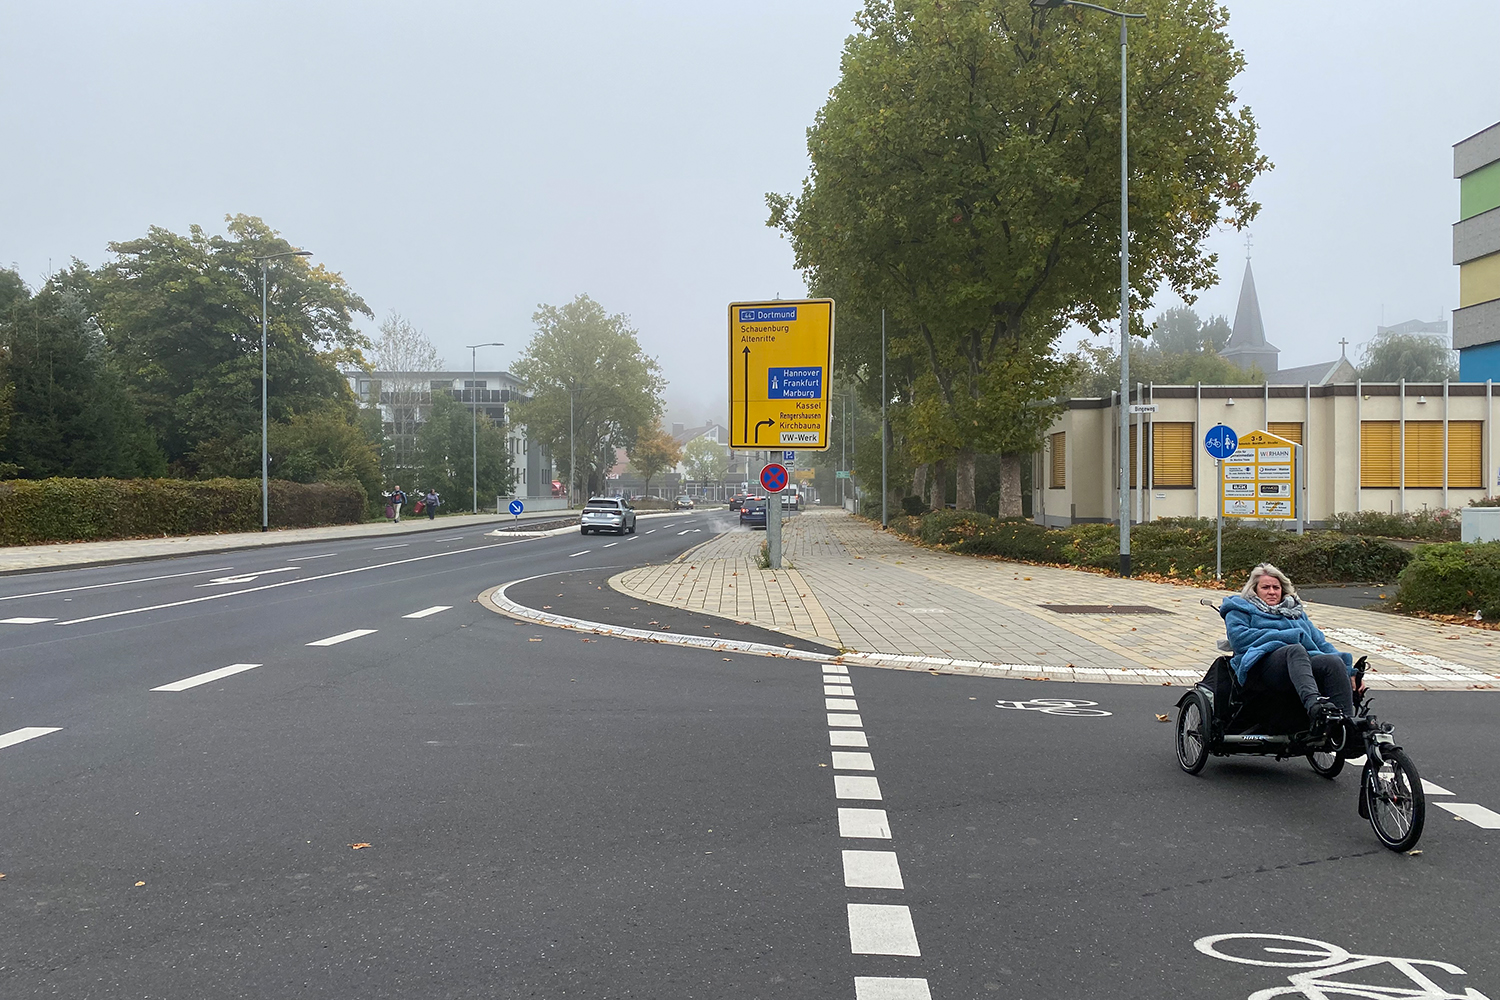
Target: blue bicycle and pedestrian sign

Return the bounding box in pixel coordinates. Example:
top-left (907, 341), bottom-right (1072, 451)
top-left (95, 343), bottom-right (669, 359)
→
top-left (508, 499), bottom-right (524, 516)
top-left (759, 463), bottom-right (789, 494)
top-left (1204, 425), bottom-right (1239, 460)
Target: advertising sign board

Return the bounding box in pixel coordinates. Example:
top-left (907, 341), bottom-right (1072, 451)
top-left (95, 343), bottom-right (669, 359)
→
top-left (1221, 430), bottom-right (1299, 520)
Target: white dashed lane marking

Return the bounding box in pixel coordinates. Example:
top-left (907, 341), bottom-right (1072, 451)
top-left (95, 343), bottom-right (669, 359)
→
top-left (839, 808), bottom-right (891, 839)
top-left (826, 698), bottom-right (859, 711)
top-left (828, 713), bottom-right (864, 728)
top-left (372, 543), bottom-right (409, 550)
top-left (296, 553), bottom-right (338, 560)
top-left (855, 978), bottom-right (932, 1000)
top-left (152, 663), bottom-right (261, 692)
top-left (2, 617), bottom-right (56, 624)
top-left (645, 529), bottom-right (657, 534)
top-left (403, 606), bottom-right (452, 619)
top-left (1422, 779), bottom-right (1454, 796)
top-left (847, 904), bottom-right (921, 956)
top-left (831, 730), bottom-right (869, 747)
top-left (822, 664), bottom-right (849, 675)
top-left (0, 727), bottom-right (62, 750)
top-left (825, 684), bottom-right (856, 696)
top-left (568, 550), bottom-right (590, 558)
top-left (843, 850), bottom-right (904, 889)
top-left (306, 629), bottom-right (378, 647)
top-left (833, 751), bottom-right (875, 771)
top-left (835, 775), bottom-right (883, 800)
top-left (1436, 803), bottom-right (1500, 829)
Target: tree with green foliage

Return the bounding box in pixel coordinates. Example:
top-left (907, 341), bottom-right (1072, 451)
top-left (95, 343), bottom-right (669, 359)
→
top-left (510, 295), bottom-right (665, 501)
top-left (1357, 330), bottom-right (1457, 382)
top-left (769, 0), bottom-right (1267, 511)
top-left (89, 214), bottom-right (371, 472)
top-left (267, 410), bottom-right (383, 504)
top-left (414, 391), bottom-right (515, 509)
top-left (1149, 306), bottom-right (1231, 355)
top-left (682, 435), bottom-right (729, 486)
top-left (1066, 340), bottom-right (1263, 396)
top-left (0, 271), bottom-right (164, 479)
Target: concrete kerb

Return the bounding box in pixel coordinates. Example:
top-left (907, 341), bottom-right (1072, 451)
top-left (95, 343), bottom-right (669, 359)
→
top-left (483, 509), bottom-right (687, 540)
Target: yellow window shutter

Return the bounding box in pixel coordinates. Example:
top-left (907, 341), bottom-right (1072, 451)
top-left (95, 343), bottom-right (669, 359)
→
top-left (1151, 422), bottom-right (1194, 487)
top-left (1360, 421), bottom-right (1399, 488)
top-left (1403, 422), bottom-right (1443, 488)
top-left (1268, 422), bottom-right (1303, 445)
top-left (1448, 421), bottom-right (1483, 488)
top-left (1049, 433), bottom-right (1066, 489)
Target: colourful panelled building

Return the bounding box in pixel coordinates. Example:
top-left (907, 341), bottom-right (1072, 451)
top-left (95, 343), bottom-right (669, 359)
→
top-left (1456, 122), bottom-right (1500, 380)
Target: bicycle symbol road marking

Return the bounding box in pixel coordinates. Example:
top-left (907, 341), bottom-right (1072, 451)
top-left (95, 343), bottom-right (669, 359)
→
top-left (994, 698), bottom-right (1111, 717)
top-left (1196, 932), bottom-right (1490, 999)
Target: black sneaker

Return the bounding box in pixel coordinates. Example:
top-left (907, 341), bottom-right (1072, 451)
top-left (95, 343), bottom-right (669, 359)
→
top-left (1308, 697), bottom-right (1344, 739)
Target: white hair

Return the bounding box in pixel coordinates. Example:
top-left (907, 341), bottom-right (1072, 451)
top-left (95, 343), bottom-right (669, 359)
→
top-left (1240, 563), bottom-right (1296, 601)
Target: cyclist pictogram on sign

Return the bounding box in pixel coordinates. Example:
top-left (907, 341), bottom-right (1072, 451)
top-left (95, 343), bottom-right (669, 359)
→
top-left (760, 463), bottom-right (788, 493)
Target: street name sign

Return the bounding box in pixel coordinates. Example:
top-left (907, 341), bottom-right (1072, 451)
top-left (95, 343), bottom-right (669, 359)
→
top-left (1129, 403), bottom-right (1159, 414)
top-left (728, 299), bottom-right (834, 449)
top-left (1221, 429), bottom-right (1298, 520)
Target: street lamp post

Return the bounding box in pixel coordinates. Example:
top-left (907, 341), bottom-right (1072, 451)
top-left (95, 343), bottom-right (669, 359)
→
top-left (252, 249), bottom-right (312, 532)
top-left (1033, 0), bottom-right (1144, 576)
top-left (464, 342), bottom-right (504, 513)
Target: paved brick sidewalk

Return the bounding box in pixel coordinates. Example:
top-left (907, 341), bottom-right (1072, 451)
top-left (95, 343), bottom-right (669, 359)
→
top-left (613, 509), bottom-right (1499, 690)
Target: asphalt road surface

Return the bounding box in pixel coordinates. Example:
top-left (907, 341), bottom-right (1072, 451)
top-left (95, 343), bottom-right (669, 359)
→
top-left (3, 509), bottom-right (1496, 999)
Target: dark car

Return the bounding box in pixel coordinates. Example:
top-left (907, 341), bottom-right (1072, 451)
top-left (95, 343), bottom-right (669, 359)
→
top-left (739, 496), bottom-right (767, 529)
top-left (729, 493), bottom-right (749, 511)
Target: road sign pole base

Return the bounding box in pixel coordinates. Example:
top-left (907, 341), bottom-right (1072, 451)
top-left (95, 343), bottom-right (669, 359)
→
top-left (767, 493), bottom-right (783, 569)
top-left (1119, 553), bottom-right (1131, 578)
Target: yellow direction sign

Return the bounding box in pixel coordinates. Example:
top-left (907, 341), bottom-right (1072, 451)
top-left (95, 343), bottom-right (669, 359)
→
top-left (728, 299), bottom-right (834, 450)
top-left (1221, 429), bottom-right (1298, 520)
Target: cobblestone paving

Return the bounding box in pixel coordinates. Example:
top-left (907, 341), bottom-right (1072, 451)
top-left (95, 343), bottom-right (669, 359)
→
top-left (612, 509), bottom-right (1499, 690)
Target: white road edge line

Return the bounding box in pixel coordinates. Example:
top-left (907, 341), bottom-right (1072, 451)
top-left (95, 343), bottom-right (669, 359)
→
top-left (403, 606), bottom-right (452, 619)
top-left (50, 541), bottom-right (513, 626)
top-left (0, 727), bottom-right (62, 750)
top-left (1, 566), bottom-right (236, 601)
top-left (307, 629), bottom-right (378, 646)
top-left (152, 663), bottom-right (262, 692)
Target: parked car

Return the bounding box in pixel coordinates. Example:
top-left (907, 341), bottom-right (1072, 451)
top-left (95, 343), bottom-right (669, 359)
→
top-left (739, 496), bottom-right (768, 529)
top-left (674, 495), bottom-right (694, 510)
top-left (729, 493), bottom-right (749, 511)
top-left (783, 491), bottom-right (800, 510)
top-left (580, 497), bottom-right (637, 535)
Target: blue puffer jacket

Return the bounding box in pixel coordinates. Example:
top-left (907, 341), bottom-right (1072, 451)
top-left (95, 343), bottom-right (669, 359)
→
top-left (1218, 595), bottom-right (1354, 684)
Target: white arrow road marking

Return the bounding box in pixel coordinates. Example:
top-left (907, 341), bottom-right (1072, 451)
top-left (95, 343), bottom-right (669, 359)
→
top-left (307, 629), bottom-right (377, 647)
top-left (2, 617), bottom-right (57, 624)
top-left (403, 606), bottom-right (452, 619)
top-left (153, 663), bottom-right (261, 692)
top-left (195, 567), bottom-right (302, 587)
top-left (0, 727), bottom-right (62, 750)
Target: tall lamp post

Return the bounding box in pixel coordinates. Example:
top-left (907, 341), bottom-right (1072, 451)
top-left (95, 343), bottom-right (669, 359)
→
top-left (464, 342), bottom-right (504, 513)
top-left (1033, 0), bottom-right (1143, 576)
top-left (252, 249), bottom-right (312, 532)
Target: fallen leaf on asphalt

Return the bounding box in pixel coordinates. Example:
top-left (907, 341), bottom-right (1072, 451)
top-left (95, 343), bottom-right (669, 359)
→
top-left (542, 605), bottom-right (552, 609)
top-left (723, 658), bottom-right (732, 661)
top-left (350, 843), bottom-right (372, 850)
top-left (579, 638), bottom-right (594, 642)
top-left (818, 763), bottom-right (828, 767)
top-left (0, 873), bottom-right (6, 879)
top-left (135, 881), bottom-right (146, 886)
top-left (528, 638), bottom-right (542, 642)
top-left (1406, 849), bottom-right (1423, 856)
top-left (1155, 714), bottom-right (1170, 722)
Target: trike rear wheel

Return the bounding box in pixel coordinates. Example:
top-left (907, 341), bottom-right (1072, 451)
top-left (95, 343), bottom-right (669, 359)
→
top-left (1307, 750), bottom-right (1344, 779)
top-left (1176, 691), bottom-right (1210, 775)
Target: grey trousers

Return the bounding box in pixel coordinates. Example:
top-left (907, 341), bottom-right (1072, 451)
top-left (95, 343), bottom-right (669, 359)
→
top-left (1249, 643), bottom-right (1354, 716)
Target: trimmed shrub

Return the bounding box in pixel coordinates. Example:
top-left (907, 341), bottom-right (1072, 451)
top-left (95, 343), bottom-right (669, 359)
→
top-left (900, 495), bottom-right (929, 516)
top-left (1395, 542), bottom-right (1500, 619)
top-left (0, 477), bottom-right (367, 545)
top-left (1328, 508), bottom-right (1461, 541)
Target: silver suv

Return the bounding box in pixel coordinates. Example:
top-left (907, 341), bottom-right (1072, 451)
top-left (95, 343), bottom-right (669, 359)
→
top-left (580, 497), bottom-right (636, 535)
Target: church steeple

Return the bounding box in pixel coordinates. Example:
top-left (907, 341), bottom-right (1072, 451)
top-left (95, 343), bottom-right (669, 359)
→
top-left (1219, 259), bottom-right (1279, 375)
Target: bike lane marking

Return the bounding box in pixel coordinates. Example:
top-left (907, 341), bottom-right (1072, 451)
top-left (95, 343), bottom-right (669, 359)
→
top-left (0, 727), bottom-right (62, 751)
top-left (821, 663), bottom-right (933, 997)
top-left (306, 629), bottom-right (377, 647)
top-left (151, 663), bottom-right (261, 692)
top-left (1434, 802), bottom-right (1500, 829)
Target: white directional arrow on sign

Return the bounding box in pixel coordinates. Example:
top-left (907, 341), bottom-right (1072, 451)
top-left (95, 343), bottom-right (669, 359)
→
top-left (195, 567), bottom-right (302, 587)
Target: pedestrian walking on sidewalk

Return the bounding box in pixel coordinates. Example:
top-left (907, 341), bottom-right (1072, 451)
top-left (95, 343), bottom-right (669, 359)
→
top-left (424, 489), bottom-right (440, 520)
top-left (386, 486), bottom-right (406, 523)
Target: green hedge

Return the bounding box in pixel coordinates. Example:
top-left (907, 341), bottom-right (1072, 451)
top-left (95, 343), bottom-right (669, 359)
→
top-left (888, 512), bottom-right (1410, 585)
top-left (1327, 508), bottom-right (1461, 541)
top-left (1394, 542), bottom-right (1500, 619)
top-left (0, 477), bottom-right (367, 545)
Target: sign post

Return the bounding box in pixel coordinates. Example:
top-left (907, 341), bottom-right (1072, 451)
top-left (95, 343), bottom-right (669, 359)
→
top-left (731, 299), bottom-right (834, 570)
top-left (1204, 424), bottom-right (1239, 580)
top-left (759, 463), bottom-right (789, 569)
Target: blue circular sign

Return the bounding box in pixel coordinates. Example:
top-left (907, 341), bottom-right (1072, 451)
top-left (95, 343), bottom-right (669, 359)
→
top-left (1204, 425), bottom-right (1239, 460)
top-left (508, 499), bottom-right (524, 516)
top-left (760, 463), bottom-right (789, 494)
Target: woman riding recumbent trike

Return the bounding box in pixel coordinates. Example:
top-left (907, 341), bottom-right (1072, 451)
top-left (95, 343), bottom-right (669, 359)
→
top-left (1173, 564), bottom-right (1425, 853)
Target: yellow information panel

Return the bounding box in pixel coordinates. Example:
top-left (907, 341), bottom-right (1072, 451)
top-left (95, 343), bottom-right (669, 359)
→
top-left (1222, 429), bottom-right (1298, 519)
top-left (728, 299), bottom-right (834, 450)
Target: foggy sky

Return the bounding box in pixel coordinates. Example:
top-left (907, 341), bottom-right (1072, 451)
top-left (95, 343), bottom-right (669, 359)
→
top-left (2, 2), bottom-right (1495, 428)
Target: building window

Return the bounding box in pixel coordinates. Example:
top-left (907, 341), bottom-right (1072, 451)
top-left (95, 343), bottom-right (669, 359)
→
top-left (464, 380), bottom-right (486, 389)
top-left (356, 379), bottom-right (371, 398)
top-left (1360, 420), bottom-right (1483, 488)
top-left (1449, 421), bottom-right (1483, 488)
top-left (1268, 421), bottom-right (1303, 445)
top-left (1152, 422), bottom-right (1195, 487)
top-left (1404, 422), bottom-right (1444, 488)
top-left (1360, 421), bottom-right (1400, 488)
top-left (1048, 433), bottom-right (1065, 489)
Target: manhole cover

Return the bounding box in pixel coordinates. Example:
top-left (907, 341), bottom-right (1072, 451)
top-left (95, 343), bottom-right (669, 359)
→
top-left (1040, 604), bottom-right (1171, 615)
